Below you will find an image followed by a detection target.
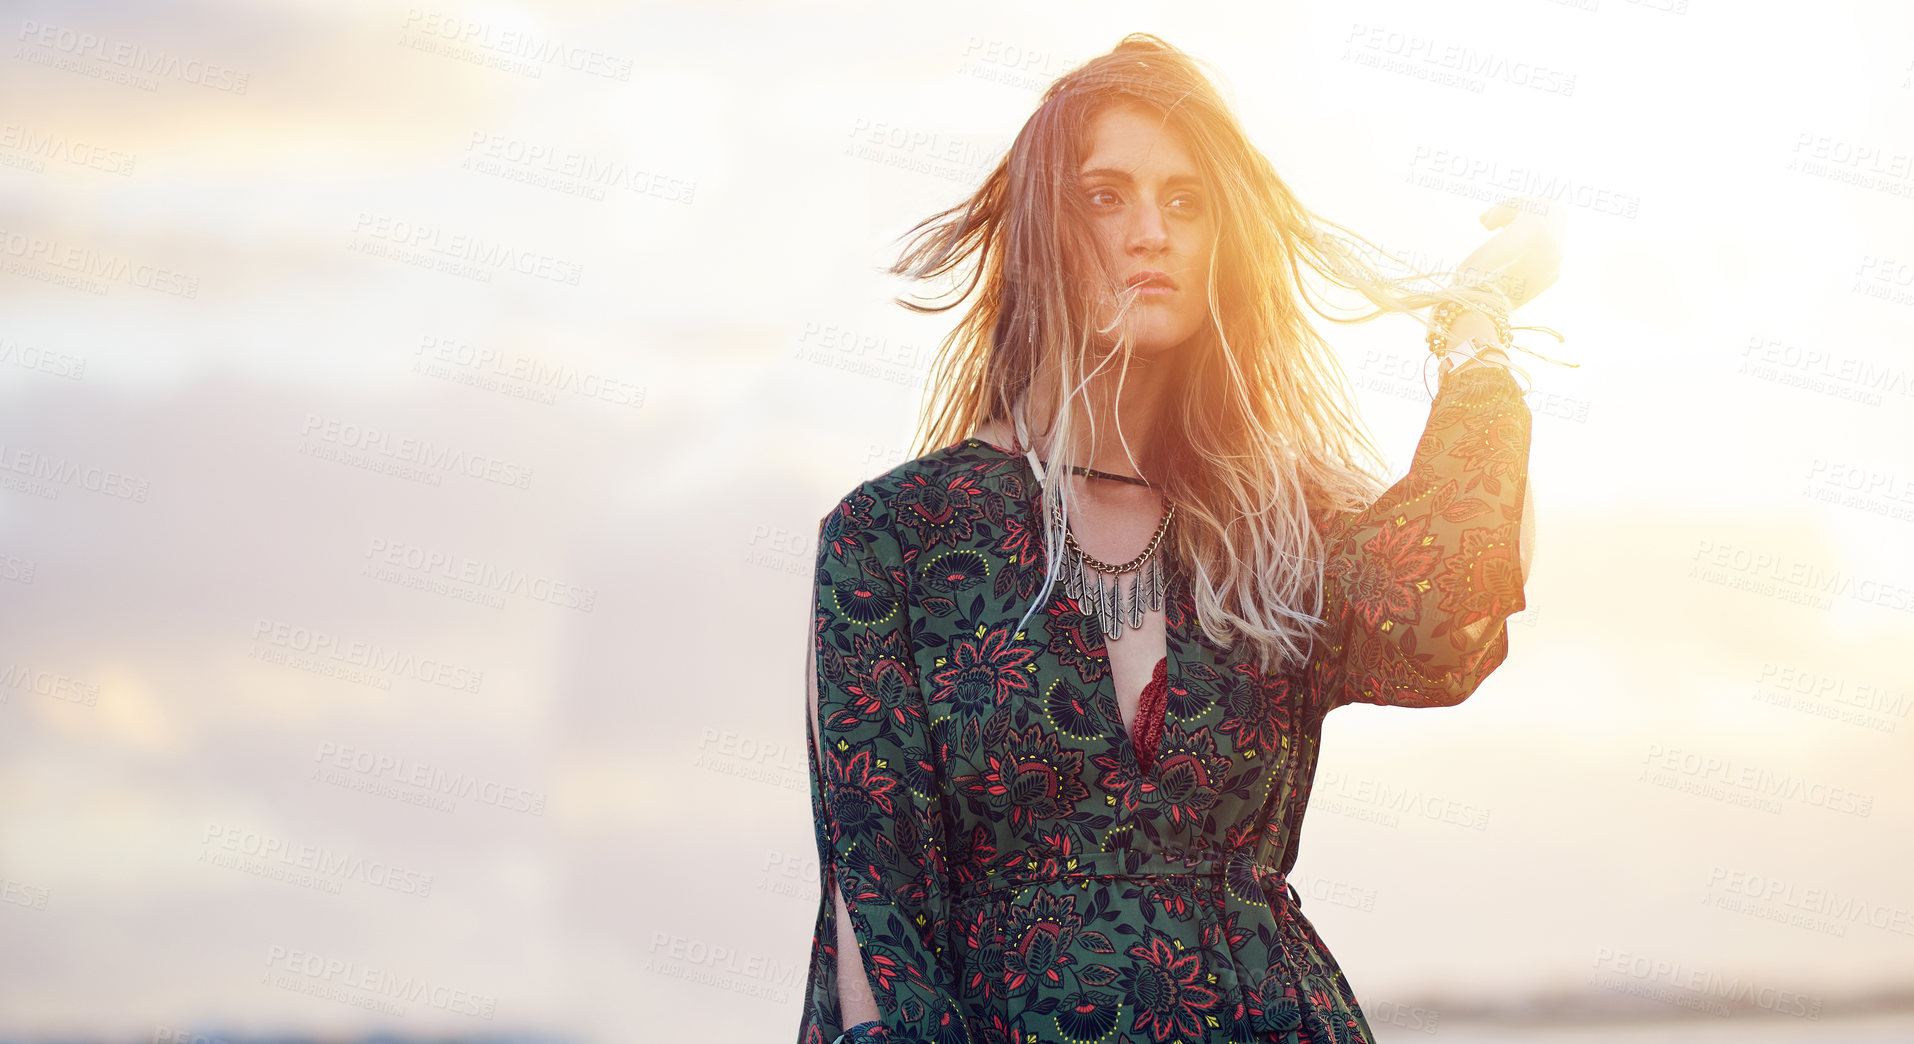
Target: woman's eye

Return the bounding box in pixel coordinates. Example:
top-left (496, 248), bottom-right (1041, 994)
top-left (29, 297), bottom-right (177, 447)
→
top-left (1089, 188), bottom-right (1120, 206)
top-left (1169, 194), bottom-right (1202, 212)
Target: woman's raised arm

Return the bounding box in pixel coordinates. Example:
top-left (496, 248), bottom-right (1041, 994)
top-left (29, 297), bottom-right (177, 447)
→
top-left (1307, 358), bottom-right (1534, 712)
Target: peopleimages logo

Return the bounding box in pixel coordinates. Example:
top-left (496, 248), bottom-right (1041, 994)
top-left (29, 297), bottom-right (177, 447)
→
top-left (301, 414), bottom-right (535, 490)
top-left (0, 441), bottom-right (150, 501)
top-left (413, 334), bottom-right (647, 408)
top-left (400, 8), bottom-right (634, 82)
top-left (200, 823), bottom-right (434, 897)
top-left (350, 212), bottom-right (583, 286)
top-left (1705, 866), bottom-right (1914, 937)
top-left (0, 226), bottom-right (199, 296)
top-left (1590, 947), bottom-right (1822, 1020)
top-left (250, 618), bottom-right (484, 693)
top-left (16, 19), bottom-right (251, 92)
top-left (314, 741), bottom-right (548, 816)
top-left (262, 945), bottom-right (497, 1019)
top-left (362, 537), bottom-right (598, 613)
top-left (1640, 744), bottom-right (1874, 817)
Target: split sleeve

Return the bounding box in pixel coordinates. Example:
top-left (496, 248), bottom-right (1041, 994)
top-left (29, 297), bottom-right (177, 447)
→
top-left (797, 488), bottom-right (968, 1044)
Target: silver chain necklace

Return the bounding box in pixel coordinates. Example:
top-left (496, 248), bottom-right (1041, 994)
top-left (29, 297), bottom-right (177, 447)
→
top-left (1039, 477), bottom-right (1174, 640)
top-left (1015, 411), bottom-right (1174, 639)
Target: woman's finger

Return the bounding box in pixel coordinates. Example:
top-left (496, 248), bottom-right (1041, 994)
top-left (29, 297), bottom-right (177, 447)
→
top-left (1478, 198), bottom-right (1518, 231)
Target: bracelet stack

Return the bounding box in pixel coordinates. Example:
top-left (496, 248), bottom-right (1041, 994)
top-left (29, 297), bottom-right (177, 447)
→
top-left (1426, 296), bottom-right (1512, 357)
top-left (1416, 280), bottom-right (1575, 395)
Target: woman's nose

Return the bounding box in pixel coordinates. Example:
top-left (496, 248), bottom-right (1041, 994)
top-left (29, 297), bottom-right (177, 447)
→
top-left (1128, 201), bottom-right (1170, 253)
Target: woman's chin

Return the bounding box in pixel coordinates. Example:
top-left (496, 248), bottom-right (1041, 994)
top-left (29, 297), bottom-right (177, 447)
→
top-left (1124, 326), bottom-right (1201, 359)
top-left (1088, 317), bottom-right (1203, 359)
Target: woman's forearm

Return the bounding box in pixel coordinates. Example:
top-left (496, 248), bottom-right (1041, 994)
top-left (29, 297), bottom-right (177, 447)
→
top-left (1439, 304), bottom-right (1535, 627)
top-left (1445, 305), bottom-right (1532, 580)
top-left (834, 882), bottom-right (881, 1025)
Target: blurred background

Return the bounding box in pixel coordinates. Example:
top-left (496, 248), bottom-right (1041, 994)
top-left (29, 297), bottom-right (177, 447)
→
top-left (1, 0), bottom-right (1910, 1042)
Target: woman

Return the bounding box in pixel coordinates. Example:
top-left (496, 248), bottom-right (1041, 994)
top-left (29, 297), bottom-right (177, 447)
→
top-left (799, 34), bottom-right (1560, 1044)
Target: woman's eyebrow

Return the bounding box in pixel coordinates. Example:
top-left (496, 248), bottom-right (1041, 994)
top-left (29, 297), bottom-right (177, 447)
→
top-left (1079, 167), bottom-right (1205, 188)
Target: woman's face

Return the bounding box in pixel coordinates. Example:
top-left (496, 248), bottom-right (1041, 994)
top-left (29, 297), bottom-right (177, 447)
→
top-left (1076, 103), bottom-right (1216, 359)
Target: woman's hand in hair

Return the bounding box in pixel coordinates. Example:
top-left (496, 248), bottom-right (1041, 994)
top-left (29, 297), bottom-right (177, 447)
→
top-left (1453, 193), bottom-right (1565, 310)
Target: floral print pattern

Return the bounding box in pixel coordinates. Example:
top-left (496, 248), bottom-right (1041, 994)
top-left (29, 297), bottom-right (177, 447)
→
top-left (799, 364), bottom-right (1531, 1043)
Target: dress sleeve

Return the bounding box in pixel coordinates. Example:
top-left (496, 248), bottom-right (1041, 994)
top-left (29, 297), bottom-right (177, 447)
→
top-left (798, 488), bottom-right (967, 1044)
top-left (1308, 362), bottom-right (1532, 713)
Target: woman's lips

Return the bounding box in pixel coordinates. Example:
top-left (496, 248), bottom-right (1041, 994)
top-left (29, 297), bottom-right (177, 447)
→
top-left (1124, 271), bottom-right (1178, 297)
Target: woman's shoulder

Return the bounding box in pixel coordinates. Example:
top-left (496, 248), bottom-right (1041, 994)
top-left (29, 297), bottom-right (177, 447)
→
top-left (817, 438), bottom-right (1028, 554)
top-left (827, 438), bottom-right (1024, 513)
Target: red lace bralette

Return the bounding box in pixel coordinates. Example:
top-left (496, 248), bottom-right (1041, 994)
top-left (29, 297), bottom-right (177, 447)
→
top-left (1131, 655), bottom-right (1170, 772)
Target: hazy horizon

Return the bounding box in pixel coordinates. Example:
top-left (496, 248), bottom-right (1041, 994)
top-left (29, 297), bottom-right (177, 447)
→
top-left (1, 0), bottom-right (1909, 1041)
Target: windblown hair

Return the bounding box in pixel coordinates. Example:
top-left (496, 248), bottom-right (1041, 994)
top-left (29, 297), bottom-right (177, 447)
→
top-left (891, 33), bottom-right (1511, 674)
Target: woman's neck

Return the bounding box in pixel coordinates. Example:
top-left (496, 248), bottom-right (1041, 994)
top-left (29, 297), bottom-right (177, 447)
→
top-left (1016, 361), bottom-right (1173, 480)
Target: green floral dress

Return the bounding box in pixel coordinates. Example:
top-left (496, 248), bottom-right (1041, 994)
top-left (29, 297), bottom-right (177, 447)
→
top-left (798, 363), bottom-right (1531, 1044)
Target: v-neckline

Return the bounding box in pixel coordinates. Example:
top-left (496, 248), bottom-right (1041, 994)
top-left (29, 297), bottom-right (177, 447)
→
top-left (961, 436), bottom-right (1183, 781)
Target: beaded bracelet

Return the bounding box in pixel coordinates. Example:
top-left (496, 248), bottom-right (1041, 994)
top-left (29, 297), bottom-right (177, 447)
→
top-left (1426, 296), bottom-right (1512, 357)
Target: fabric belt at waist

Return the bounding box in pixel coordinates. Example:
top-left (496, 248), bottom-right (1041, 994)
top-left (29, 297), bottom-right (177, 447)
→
top-left (952, 845), bottom-right (1308, 1035)
top-left (954, 846), bottom-right (1300, 906)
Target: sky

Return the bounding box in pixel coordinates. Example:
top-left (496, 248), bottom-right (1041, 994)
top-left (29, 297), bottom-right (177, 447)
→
top-left (0, 0), bottom-right (1911, 1041)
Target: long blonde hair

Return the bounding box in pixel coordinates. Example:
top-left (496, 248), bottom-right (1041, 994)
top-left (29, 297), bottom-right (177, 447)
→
top-left (892, 33), bottom-right (1513, 674)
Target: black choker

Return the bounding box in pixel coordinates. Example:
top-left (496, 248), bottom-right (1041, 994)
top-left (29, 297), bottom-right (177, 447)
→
top-left (1063, 464), bottom-right (1154, 489)
top-left (971, 437), bottom-right (1156, 489)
